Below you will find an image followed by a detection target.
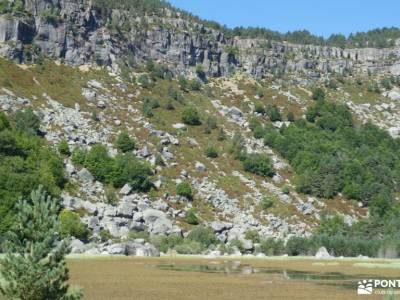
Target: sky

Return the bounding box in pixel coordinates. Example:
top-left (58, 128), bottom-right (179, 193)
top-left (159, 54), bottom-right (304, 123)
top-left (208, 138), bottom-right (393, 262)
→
top-left (168, 0), bottom-right (400, 38)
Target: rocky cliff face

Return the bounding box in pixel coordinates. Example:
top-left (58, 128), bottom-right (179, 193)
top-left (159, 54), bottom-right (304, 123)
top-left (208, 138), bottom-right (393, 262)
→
top-left (1, 0), bottom-right (400, 78)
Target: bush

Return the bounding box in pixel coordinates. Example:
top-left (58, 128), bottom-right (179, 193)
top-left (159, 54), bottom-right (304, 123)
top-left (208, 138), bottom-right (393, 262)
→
top-left (189, 79), bottom-right (202, 91)
top-left (253, 125), bottom-right (265, 139)
top-left (261, 196), bottom-right (274, 210)
top-left (58, 139), bottom-right (70, 156)
top-left (0, 113), bottom-right (65, 234)
top-left (255, 102), bottom-right (266, 114)
top-left (153, 235), bottom-right (184, 253)
top-left (245, 230), bottom-right (260, 243)
top-left (285, 236), bottom-right (310, 256)
top-left (110, 153), bottom-right (153, 191)
top-left (287, 111), bottom-right (295, 122)
top-left (71, 148), bottom-right (87, 166)
top-left (281, 185), bottom-right (290, 194)
top-left (229, 239), bottom-right (244, 253)
top-left (259, 238), bottom-right (285, 256)
top-left (142, 96), bottom-right (160, 118)
top-left (176, 182), bottom-right (193, 200)
top-left (0, 112), bottom-right (10, 131)
top-left (116, 132), bottom-right (136, 153)
top-left (217, 128), bottom-right (226, 141)
top-left (137, 74), bottom-right (151, 88)
top-left (15, 108), bottom-right (40, 135)
top-left (205, 146), bottom-right (218, 158)
top-left (105, 186), bottom-right (118, 205)
top-left (312, 87), bottom-right (326, 101)
top-left (182, 107), bottom-right (201, 125)
top-left (185, 209), bottom-right (199, 225)
top-left (187, 226), bottom-right (217, 248)
top-left (84, 144), bottom-right (113, 182)
top-left (174, 240), bottom-right (203, 254)
top-left (128, 230), bottom-right (150, 241)
top-left (205, 116), bottom-right (217, 133)
top-left (178, 75), bottom-right (189, 91)
top-left (267, 105), bottom-right (282, 122)
top-left (243, 154), bottom-right (274, 177)
top-left (59, 209), bottom-right (88, 240)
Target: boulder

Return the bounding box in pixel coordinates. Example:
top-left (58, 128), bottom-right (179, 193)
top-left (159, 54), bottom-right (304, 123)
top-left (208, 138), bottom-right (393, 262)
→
top-left (139, 146), bottom-right (151, 158)
top-left (143, 209), bottom-right (173, 235)
top-left (242, 239), bottom-right (254, 252)
top-left (82, 88), bottom-right (96, 101)
top-left (228, 106), bottom-right (243, 117)
top-left (119, 184), bottom-right (132, 195)
top-left (77, 168), bottom-right (94, 183)
top-left (315, 247), bottom-right (331, 259)
top-left (210, 221), bottom-right (232, 233)
top-left (172, 123), bottom-right (187, 130)
top-left (106, 243), bottom-right (127, 255)
top-left (195, 161), bottom-right (206, 172)
top-left (70, 238), bottom-right (85, 254)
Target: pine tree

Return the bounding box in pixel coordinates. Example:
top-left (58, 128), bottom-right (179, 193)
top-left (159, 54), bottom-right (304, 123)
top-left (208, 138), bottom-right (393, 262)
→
top-left (0, 186), bottom-right (83, 300)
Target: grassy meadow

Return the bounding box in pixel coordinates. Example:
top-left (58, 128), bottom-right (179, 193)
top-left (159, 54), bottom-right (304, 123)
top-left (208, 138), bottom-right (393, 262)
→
top-left (64, 256), bottom-right (400, 300)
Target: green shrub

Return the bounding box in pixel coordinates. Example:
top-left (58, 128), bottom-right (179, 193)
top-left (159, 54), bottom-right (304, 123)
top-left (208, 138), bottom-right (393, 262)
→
top-left (189, 79), bottom-right (202, 91)
top-left (182, 107), bottom-right (201, 125)
top-left (255, 102), bottom-right (266, 114)
top-left (178, 75), bottom-right (189, 91)
top-left (59, 209), bottom-right (88, 240)
top-left (229, 239), bottom-right (244, 253)
top-left (110, 153), bottom-right (153, 191)
top-left (127, 230), bottom-right (150, 241)
top-left (245, 230), bottom-right (260, 243)
top-left (105, 186), bottom-right (118, 205)
top-left (116, 131), bottom-right (136, 153)
top-left (243, 154), bottom-right (274, 177)
top-left (71, 148), bottom-right (87, 166)
top-left (267, 105), bottom-right (282, 122)
top-left (174, 240), bottom-right (203, 254)
top-left (187, 226), bottom-right (217, 248)
top-left (0, 113), bottom-right (65, 234)
top-left (249, 117), bottom-right (262, 131)
top-left (281, 185), bottom-right (290, 194)
top-left (253, 125), bottom-right (265, 139)
top-left (205, 146), bottom-right (218, 158)
top-left (15, 108), bottom-right (40, 135)
top-left (287, 111), bottom-right (295, 122)
top-left (285, 236), bottom-right (310, 256)
top-left (312, 87), bottom-right (326, 101)
top-left (58, 139), bottom-right (70, 156)
top-left (99, 229), bottom-right (112, 242)
top-left (261, 196), bottom-right (274, 210)
top-left (176, 182), bottom-right (193, 200)
top-left (217, 128), bottom-right (226, 141)
top-left (185, 209), bottom-right (199, 225)
top-left (84, 144), bottom-right (113, 182)
top-left (142, 96), bottom-right (160, 118)
top-left (260, 238), bottom-right (285, 255)
top-left (0, 112), bottom-right (10, 131)
top-left (153, 234), bottom-right (184, 253)
top-left (137, 74), bottom-right (151, 88)
top-left (204, 116), bottom-right (217, 133)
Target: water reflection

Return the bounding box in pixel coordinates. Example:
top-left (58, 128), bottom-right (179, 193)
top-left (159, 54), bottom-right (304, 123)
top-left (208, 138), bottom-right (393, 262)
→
top-left (155, 261), bottom-right (381, 290)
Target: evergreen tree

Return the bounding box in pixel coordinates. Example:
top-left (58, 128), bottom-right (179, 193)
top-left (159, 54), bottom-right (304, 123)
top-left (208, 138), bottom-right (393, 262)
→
top-left (0, 186), bottom-right (83, 300)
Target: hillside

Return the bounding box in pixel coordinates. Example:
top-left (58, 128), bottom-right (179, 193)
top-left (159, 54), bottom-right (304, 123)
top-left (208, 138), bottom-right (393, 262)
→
top-left (0, 0), bottom-right (399, 258)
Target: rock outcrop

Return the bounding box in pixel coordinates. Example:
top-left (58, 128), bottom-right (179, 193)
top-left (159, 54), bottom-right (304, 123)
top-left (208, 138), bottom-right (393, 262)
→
top-left (0, 0), bottom-right (399, 78)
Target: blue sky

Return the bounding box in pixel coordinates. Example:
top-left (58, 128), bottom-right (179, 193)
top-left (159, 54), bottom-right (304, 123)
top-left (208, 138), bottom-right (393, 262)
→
top-left (168, 0), bottom-right (400, 38)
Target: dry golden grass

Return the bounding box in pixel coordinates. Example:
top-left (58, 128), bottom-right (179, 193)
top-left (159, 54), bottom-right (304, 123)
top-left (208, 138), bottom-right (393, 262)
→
top-left (67, 256), bottom-right (399, 300)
